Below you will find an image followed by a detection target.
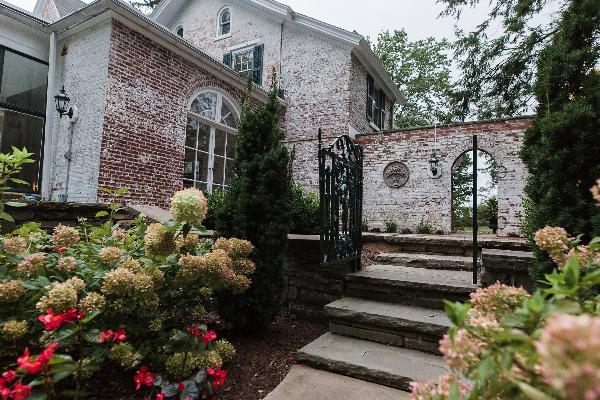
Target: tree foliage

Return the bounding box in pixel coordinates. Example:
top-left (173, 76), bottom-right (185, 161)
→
top-left (214, 76), bottom-right (293, 332)
top-left (520, 0), bottom-right (600, 283)
top-left (440, 0), bottom-right (567, 120)
top-left (373, 30), bottom-right (454, 127)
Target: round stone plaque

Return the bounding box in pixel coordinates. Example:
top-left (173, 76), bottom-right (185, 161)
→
top-left (383, 162), bottom-right (410, 188)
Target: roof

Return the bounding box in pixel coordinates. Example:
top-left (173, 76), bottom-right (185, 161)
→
top-left (150, 0), bottom-right (404, 103)
top-left (0, 0), bottom-right (49, 27)
top-left (54, 0), bottom-right (86, 16)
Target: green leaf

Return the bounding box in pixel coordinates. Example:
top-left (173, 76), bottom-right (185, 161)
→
top-left (53, 326), bottom-right (77, 342)
top-left (0, 211), bottom-right (14, 222)
top-left (516, 382), bottom-right (556, 400)
top-left (81, 311), bottom-right (100, 324)
top-left (9, 178), bottom-right (30, 185)
top-left (5, 201), bottom-right (27, 207)
top-left (95, 211), bottom-right (109, 218)
top-left (115, 187), bottom-right (129, 196)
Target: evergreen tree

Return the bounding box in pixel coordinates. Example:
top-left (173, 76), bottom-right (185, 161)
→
top-left (521, 0), bottom-right (600, 283)
top-left (214, 75), bottom-right (293, 331)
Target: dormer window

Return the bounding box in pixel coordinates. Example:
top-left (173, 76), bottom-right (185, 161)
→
top-left (175, 25), bottom-right (184, 37)
top-left (218, 7), bottom-right (231, 37)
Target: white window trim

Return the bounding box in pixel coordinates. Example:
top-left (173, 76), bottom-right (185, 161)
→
top-left (185, 90), bottom-right (239, 194)
top-left (231, 45), bottom-right (255, 75)
top-left (216, 5), bottom-right (232, 40)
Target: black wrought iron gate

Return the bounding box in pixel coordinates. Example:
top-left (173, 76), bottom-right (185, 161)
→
top-left (318, 129), bottom-right (364, 271)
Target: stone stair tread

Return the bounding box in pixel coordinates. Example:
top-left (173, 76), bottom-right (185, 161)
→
top-left (376, 252), bottom-right (473, 263)
top-left (347, 265), bottom-right (476, 292)
top-left (297, 332), bottom-right (448, 390)
top-left (326, 297), bottom-right (450, 331)
top-left (264, 365), bottom-right (409, 400)
top-left (374, 252), bottom-right (474, 270)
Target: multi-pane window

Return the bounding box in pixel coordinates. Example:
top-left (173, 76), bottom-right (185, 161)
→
top-left (0, 46), bottom-right (48, 192)
top-left (366, 75), bottom-right (387, 130)
top-left (218, 7), bottom-right (231, 36)
top-left (223, 44), bottom-right (264, 85)
top-left (184, 91), bottom-right (238, 193)
top-left (233, 48), bottom-right (253, 74)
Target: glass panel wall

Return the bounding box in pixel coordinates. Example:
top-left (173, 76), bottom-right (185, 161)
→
top-left (0, 46), bottom-right (48, 192)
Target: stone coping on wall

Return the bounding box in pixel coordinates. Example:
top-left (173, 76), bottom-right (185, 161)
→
top-left (356, 115), bottom-right (535, 138)
top-left (481, 248), bottom-right (535, 292)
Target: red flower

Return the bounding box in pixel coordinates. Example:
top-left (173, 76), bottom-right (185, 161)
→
top-left (156, 394), bottom-right (166, 400)
top-left (38, 309), bottom-right (65, 331)
top-left (113, 329), bottom-right (127, 342)
top-left (63, 308), bottom-right (85, 322)
top-left (10, 383), bottom-right (32, 400)
top-left (177, 383), bottom-right (185, 392)
top-left (39, 342), bottom-right (59, 364)
top-left (133, 366), bottom-right (155, 391)
top-left (99, 330), bottom-right (114, 343)
top-left (208, 367), bottom-right (227, 390)
top-left (0, 387), bottom-right (11, 400)
top-left (187, 326), bottom-right (200, 337)
top-left (202, 330), bottom-right (217, 344)
top-left (1, 371), bottom-right (16, 383)
top-left (17, 348), bottom-right (42, 375)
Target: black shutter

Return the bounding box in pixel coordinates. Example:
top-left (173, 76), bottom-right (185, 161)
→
top-left (379, 90), bottom-right (386, 129)
top-left (366, 75), bottom-right (374, 120)
top-left (252, 44), bottom-right (264, 85)
top-left (223, 52), bottom-right (232, 68)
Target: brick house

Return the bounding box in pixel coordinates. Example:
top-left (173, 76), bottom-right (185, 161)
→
top-left (0, 0), bottom-right (402, 208)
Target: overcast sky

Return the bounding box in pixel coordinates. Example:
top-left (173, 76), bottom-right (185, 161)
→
top-left (8, 0), bottom-right (494, 42)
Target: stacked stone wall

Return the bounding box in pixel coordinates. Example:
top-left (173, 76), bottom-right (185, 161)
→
top-left (355, 117), bottom-right (532, 236)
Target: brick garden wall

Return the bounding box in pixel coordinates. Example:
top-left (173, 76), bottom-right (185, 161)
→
top-left (98, 20), bottom-right (252, 208)
top-left (355, 117), bottom-right (533, 236)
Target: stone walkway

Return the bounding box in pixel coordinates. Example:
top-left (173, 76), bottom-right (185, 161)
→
top-left (266, 234), bottom-right (528, 398)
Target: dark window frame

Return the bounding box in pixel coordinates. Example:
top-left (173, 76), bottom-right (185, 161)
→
top-left (366, 74), bottom-right (387, 130)
top-left (0, 45), bottom-right (48, 193)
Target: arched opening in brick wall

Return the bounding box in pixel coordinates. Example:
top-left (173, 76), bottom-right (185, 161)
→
top-left (451, 149), bottom-right (498, 234)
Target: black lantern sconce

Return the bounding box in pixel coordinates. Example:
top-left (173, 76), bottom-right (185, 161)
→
top-left (54, 86), bottom-right (77, 120)
top-left (429, 152), bottom-right (441, 177)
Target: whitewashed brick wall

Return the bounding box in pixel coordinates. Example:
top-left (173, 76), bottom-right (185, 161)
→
top-left (49, 20), bottom-right (112, 203)
top-left (356, 117), bottom-right (532, 236)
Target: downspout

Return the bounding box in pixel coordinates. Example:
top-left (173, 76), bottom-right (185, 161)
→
top-left (41, 31), bottom-right (57, 200)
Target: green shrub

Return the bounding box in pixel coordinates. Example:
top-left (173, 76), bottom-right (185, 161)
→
top-left (214, 75), bottom-right (293, 331)
top-left (384, 218), bottom-right (398, 233)
top-left (289, 184), bottom-right (320, 235)
top-left (416, 220), bottom-right (435, 234)
top-left (204, 189), bottom-right (227, 230)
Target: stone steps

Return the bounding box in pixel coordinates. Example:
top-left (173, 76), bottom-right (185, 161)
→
top-left (375, 252), bottom-right (475, 271)
top-left (264, 365), bottom-right (409, 400)
top-left (345, 265), bottom-right (475, 309)
top-left (325, 297), bottom-right (449, 354)
top-left (296, 332), bottom-right (448, 391)
top-left (363, 232), bottom-right (530, 256)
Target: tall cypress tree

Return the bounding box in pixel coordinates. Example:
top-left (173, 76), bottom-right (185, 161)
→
top-left (214, 76), bottom-right (293, 331)
top-left (521, 0), bottom-right (600, 283)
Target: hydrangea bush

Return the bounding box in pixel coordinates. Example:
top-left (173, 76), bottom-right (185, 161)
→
top-left (410, 179), bottom-right (600, 400)
top-left (0, 187), bottom-right (255, 399)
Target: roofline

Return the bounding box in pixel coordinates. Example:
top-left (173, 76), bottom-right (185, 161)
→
top-left (0, 1), bottom-right (50, 28)
top-left (46, 0), bottom-right (276, 104)
top-left (150, 0), bottom-right (404, 103)
top-left (356, 115), bottom-right (535, 137)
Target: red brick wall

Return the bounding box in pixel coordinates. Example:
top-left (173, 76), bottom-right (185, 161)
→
top-left (98, 20), bottom-right (257, 208)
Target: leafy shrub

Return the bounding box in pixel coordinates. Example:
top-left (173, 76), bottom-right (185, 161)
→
top-left (204, 189), bottom-right (227, 230)
top-left (384, 218), bottom-right (398, 233)
top-left (289, 184), bottom-right (320, 235)
top-left (416, 220), bottom-right (434, 234)
top-left (214, 76), bottom-right (294, 332)
top-left (478, 196), bottom-right (498, 233)
top-left (0, 187), bottom-right (254, 399)
top-left (409, 179), bottom-right (600, 400)
top-left (0, 147), bottom-right (35, 223)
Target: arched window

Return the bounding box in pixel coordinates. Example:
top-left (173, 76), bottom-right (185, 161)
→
top-left (217, 7), bottom-right (231, 37)
top-left (184, 90), bottom-right (239, 193)
top-left (175, 25), bottom-right (184, 37)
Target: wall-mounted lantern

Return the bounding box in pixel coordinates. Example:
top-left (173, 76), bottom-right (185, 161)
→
top-left (429, 152), bottom-right (441, 177)
top-left (54, 86), bottom-right (78, 122)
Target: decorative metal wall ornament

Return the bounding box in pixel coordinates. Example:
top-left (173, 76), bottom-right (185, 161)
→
top-left (383, 161), bottom-right (410, 188)
top-left (318, 129), bottom-right (363, 271)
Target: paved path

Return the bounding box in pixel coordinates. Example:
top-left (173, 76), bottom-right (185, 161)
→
top-left (264, 365), bottom-right (409, 400)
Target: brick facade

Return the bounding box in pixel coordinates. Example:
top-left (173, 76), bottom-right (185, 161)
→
top-left (356, 117), bottom-right (532, 236)
top-left (97, 20), bottom-right (251, 207)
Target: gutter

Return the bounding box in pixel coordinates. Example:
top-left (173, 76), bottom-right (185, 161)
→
top-left (41, 31), bottom-right (57, 200)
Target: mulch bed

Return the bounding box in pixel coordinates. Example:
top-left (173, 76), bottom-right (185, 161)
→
top-left (221, 316), bottom-right (327, 400)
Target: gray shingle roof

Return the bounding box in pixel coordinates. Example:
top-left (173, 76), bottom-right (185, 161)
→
top-left (54, 0), bottom-right (86, 16)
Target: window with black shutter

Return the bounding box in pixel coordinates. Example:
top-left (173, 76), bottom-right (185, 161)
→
top-left (366, 75), bottom-right (386, 130)
top-left (366, 75), bottom-right (374, 120)
top-left (226, 44), bottom-right (263, 86)
top-left (379, 89), bottom-right (387, 130)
